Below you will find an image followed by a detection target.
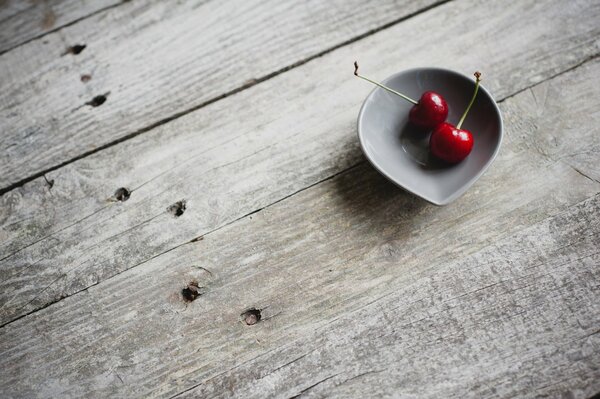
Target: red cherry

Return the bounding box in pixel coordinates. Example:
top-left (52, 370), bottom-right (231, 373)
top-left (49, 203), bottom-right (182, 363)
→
top-left (429, 122), bottom-right (473, 163)
top-left (429, 72), bottom-right (482, 164)
top-left (408, 91), bottom-right (448, 129)
top-left (354, 62), bottom-right (447, 129)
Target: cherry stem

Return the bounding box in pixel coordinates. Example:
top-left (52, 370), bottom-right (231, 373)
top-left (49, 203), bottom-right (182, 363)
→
top-left (456, 71), bottom-right (482, 129)
top-left (354, 61), bottom-right (418, 105)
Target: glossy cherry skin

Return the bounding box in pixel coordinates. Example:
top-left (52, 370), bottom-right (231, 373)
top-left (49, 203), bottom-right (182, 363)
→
top-left (429, 122), bottom-right (474, 164)
top-left (409, 91), bottom-right (448, 129)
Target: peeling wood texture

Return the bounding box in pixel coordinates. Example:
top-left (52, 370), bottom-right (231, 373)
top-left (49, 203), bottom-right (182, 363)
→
top-left (0, 0), bottom-right (599, 398)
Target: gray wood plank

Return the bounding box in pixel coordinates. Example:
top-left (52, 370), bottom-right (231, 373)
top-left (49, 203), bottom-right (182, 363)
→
top-left (0, 57), bottom-right (598, 396)
top-left (0, 0), bottom-right (121, 54)
top-left (0, 0), bottom-right (440, 189)
top-left (178, 194), bottom-right (600, 399)
top-left (1, 0), bottom-right (599, 326)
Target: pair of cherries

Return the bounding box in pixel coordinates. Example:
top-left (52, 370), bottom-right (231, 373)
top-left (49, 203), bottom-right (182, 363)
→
top-left (354, 62), bottom-right (481, 164)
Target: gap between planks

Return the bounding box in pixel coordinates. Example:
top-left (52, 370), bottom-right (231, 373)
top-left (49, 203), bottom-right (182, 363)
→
top-left (0, 0), bottom-right (451, 197)
top-left (1, 0), bottom-right (596, 330)
top-left (0, 162), bottom-right (364, 329)
top-left (0, 54), bottom-right (598, 331)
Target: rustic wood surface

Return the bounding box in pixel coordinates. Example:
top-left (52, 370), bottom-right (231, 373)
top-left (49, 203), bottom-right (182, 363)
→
top-left (0, 0), bottom-right (440, 190)
top-left (1, 0), bottom-right (598, 326)
top-left (0, 0), bottom-right (599, 398)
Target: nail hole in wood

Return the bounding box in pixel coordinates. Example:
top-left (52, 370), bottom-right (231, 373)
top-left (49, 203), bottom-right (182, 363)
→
top-left (64, 44), bottom-right (86, 55)
top-left (241, 308), bottom-right (261, 326)
top-left (114, 187), bottom-right (130, 202)
top-left (86, 94), bottom-right (107, 107)
top-left (168, 200), bottom-right (186, 217)
top-left (182, 281), bottom-right (201, 302)
top-left (80, 74), bottom-right (92, 83)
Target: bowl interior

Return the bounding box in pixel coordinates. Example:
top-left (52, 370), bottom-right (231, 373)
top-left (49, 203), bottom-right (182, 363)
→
top-left (358, 68), bottom-right (503, 205)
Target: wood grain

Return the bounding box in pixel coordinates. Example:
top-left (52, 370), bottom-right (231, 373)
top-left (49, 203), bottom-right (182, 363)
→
top-left (0, 58), bottom-right (598, 396)
top-left (0, 0), bottom-right (121, 54)
top-left (1, 0), bottom-right (599, 326)
top-left (0, 0), bottom-right (441, 189)
top-left (178, 194), bottom-right (600, 399)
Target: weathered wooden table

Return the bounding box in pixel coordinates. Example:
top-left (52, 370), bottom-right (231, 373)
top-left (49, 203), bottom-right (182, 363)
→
top-left (1, 0), bottom-right (599, 397)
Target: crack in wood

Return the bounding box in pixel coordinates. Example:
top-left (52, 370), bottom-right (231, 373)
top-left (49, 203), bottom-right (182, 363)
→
top-left (288, 373), bottom-right (341, 398)
top-left (265, 353), bottom-right (309, 376)
top-left (170, 345), bottom-right (285, 398)
top-left (341, 369), bottom-right (387, 385)
top-left (568, 164), bottom-right (600, 185)
top-left (0, 202), bottom-right (112, 265)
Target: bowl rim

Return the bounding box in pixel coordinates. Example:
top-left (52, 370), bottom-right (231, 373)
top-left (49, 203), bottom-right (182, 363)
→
top-left (357, 66), bottom-right (504, 206)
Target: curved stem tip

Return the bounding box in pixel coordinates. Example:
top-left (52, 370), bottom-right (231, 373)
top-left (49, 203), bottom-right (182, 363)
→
top-left (353, 61), bottom-right (418, 105)
top-left (456, 71), bottom-right (482, 129)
